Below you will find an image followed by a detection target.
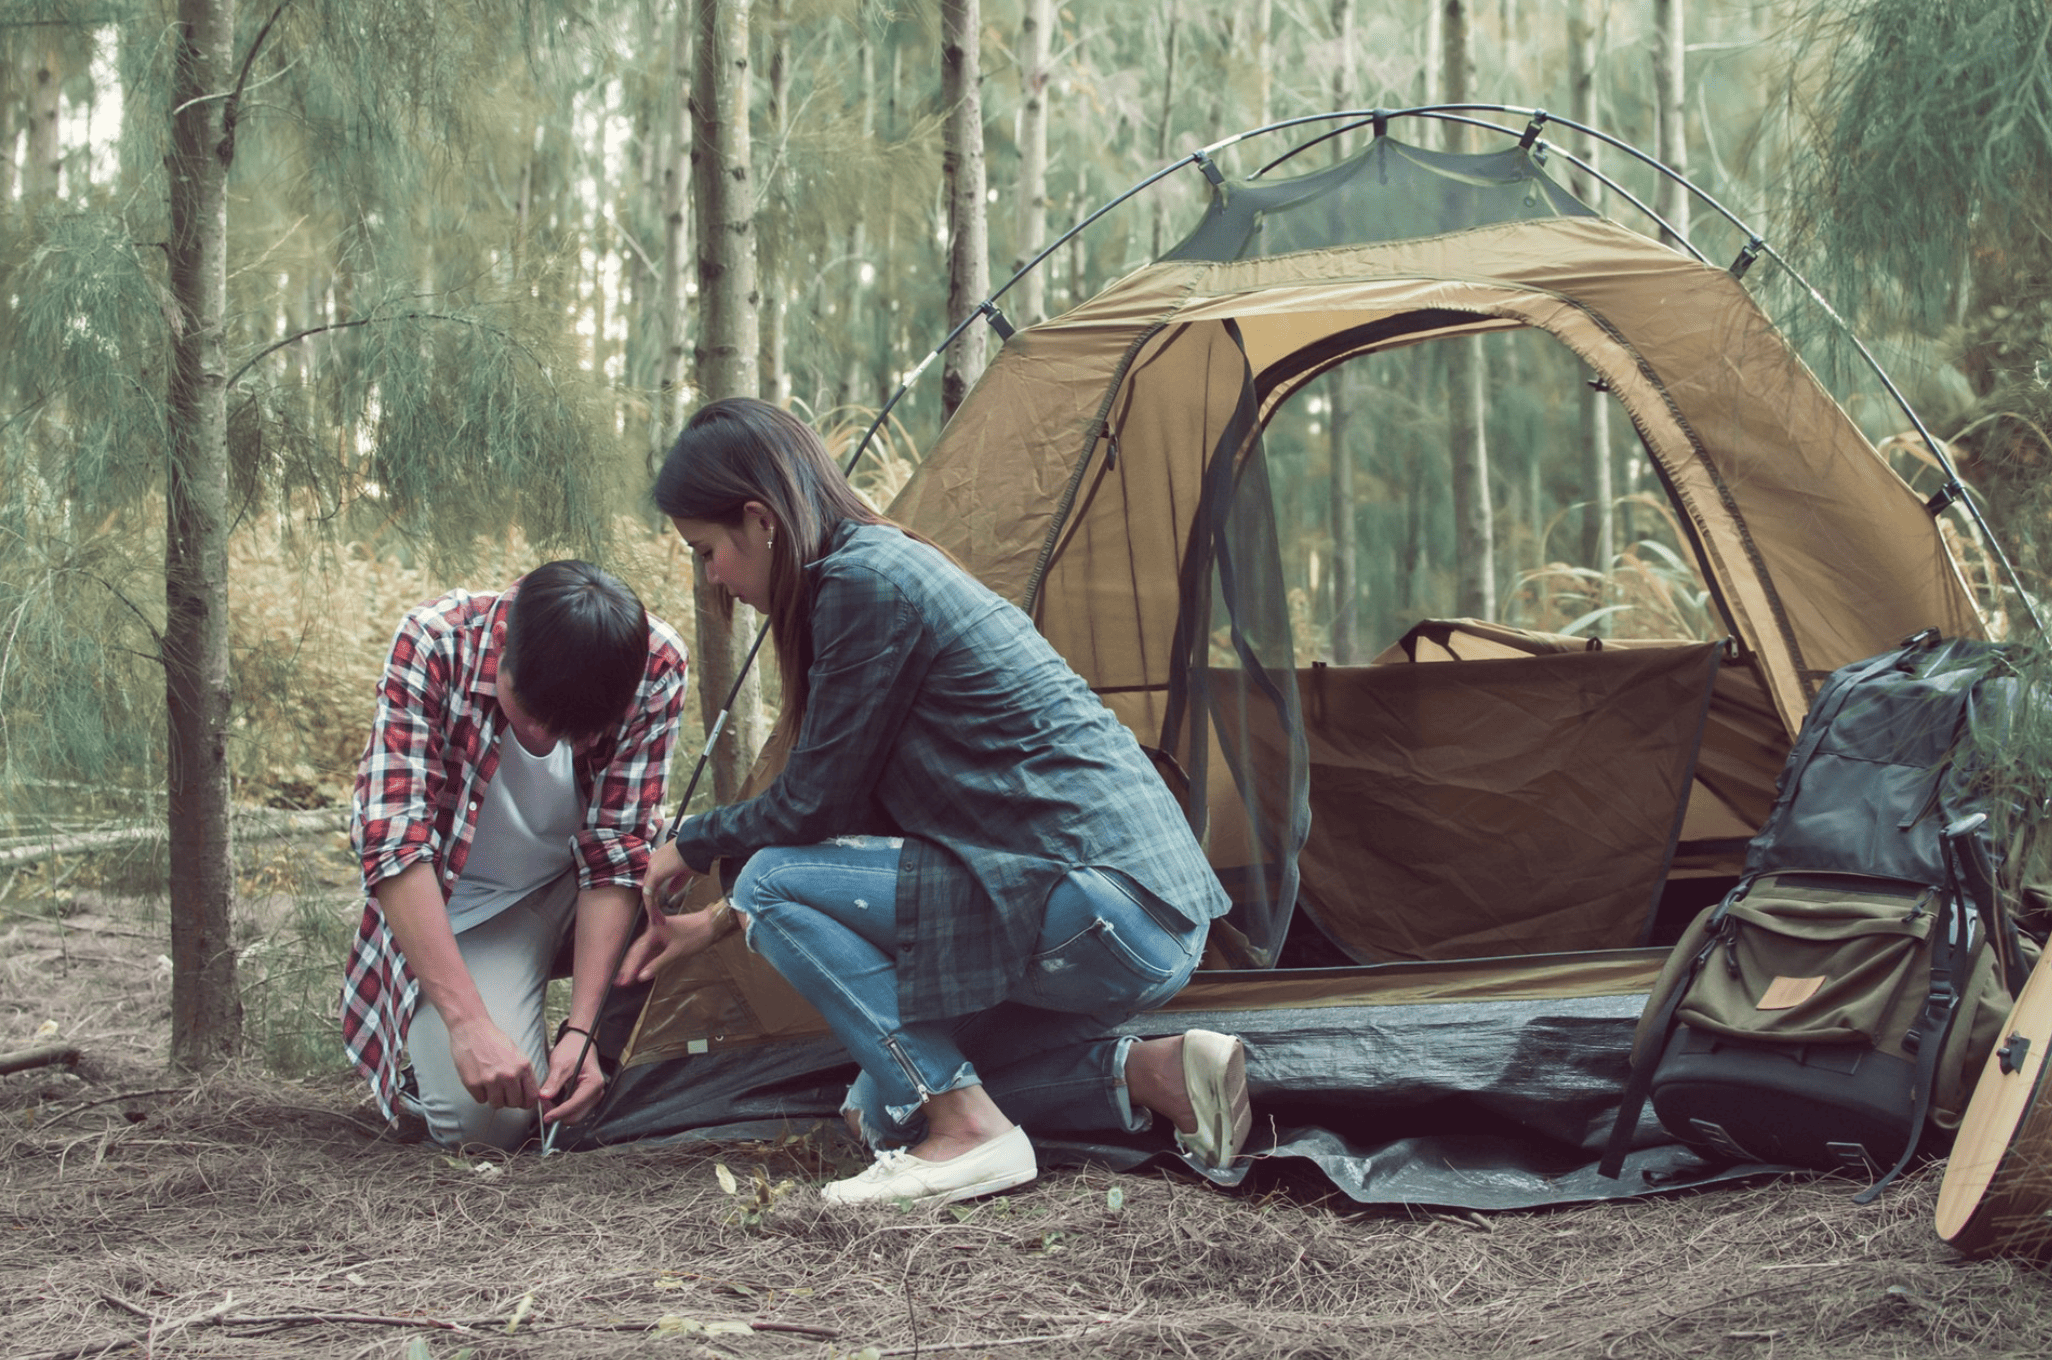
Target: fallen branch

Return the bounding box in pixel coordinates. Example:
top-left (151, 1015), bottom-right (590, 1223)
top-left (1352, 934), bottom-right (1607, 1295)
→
top-left (527, 1318), bottom-right (841, 1339)
top-left (0, 1044), bottom-right (80, 1076)
top-left (44, 1086), bottom-right (195, 1125)
top-left (18, 1338), bottom-right (132, 1360)
top-left (76, 1304), bottom-right (839, 1351)
top-left (0, 807), bottom-right (345, 870)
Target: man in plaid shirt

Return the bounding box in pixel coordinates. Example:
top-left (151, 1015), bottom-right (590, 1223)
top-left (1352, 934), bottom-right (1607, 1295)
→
top-left (340, 560), bottom-right (686, 1148)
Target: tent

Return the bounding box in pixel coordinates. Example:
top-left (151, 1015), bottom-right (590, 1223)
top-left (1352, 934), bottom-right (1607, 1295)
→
top-left (580, 128), bottom-right (1991, 1206)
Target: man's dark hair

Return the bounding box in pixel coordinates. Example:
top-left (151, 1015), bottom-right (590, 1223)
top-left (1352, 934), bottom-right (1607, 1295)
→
top-left (500, 560), bottom-right (649, 741)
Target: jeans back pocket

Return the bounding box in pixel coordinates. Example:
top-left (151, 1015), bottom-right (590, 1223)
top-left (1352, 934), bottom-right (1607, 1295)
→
top-left (1016, 867), bottom-right (1202, 1019)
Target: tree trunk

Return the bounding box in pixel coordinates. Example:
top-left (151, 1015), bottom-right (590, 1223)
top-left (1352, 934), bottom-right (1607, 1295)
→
top-left (1252, 0), bottom-right (1272, 127)
top-left (758, 0), bottom-right (790, 406)
top-left (164, 0), bottom-right (241, 1070)
top-left (939, 0), bottom-right (989, 423)
top-left (1441, 0), bottom-right (1494, 621)
top-left (1150, 0), bottom-right (1180, 260)
top-left (26, 39), bottom-right (61, 204)
top-left (1653, 0), bottom-right (1688, 249)
top-left (692, 0), bottom-right (763, 804)
top-left (843, 11), bottom-right (874, 409)
top-left (0, 51), bottom-right (18, 211)
top-left (1570, 0), bottom-right (1614, 599)
top-left (1327, 0), bottom-right (1358, 662)
top-left (1012, 0), bottom-right (1052, 326)
top-left (651, 3), bottom-right (693, 469)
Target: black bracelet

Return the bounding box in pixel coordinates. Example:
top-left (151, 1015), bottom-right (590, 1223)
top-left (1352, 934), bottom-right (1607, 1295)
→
top-left (554, 1021), bottom-right (595, 1047)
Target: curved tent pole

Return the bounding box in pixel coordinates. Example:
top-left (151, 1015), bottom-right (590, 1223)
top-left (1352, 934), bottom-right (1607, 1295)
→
top-left (678, 100), bottom-right (2045, 827)
top-left (1228, 104), bottom-right (2042, 634)
top-left (568, 104), bottom-right (2034, 1101)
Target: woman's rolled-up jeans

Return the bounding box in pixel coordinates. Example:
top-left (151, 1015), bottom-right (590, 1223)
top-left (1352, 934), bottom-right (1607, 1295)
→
top-left (728, 836), bottom-right (1206, 1147)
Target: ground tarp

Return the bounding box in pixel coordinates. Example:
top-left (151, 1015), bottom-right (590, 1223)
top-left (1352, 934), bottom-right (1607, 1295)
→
top-left (579, 951), bottom-right (1786, 1208)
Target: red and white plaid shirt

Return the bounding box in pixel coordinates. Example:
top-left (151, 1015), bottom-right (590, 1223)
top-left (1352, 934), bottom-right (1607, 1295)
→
top-left (338, 581), bottom-right (688, 1122)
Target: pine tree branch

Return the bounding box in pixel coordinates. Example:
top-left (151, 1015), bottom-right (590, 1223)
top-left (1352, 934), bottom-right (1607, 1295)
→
top-left (219, 2), bottom-right (291, 166)
top-left (225, 311), bottom-right (472, 390)
top-left (77, 570), bottom-right (168, 660)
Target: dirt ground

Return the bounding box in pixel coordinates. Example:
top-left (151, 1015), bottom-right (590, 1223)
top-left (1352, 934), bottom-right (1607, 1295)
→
top-left (7, 872), bottom-right (2052, 1360)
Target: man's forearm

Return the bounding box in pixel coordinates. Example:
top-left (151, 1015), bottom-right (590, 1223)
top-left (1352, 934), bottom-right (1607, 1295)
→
top-left (374, 861), bottom-right (489, 1028)
top-left (564, 884), bottom-right (639, 1031)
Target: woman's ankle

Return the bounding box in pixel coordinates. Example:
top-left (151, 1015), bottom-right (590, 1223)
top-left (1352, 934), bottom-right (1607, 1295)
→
top-left (1127, 1035), bottom-right (1197, 1134)
top-left (914, 1084), bottom-right (1014, 1160)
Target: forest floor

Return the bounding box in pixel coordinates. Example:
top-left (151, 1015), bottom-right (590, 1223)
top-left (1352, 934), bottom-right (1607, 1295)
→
top-left (6, 836), bottom-right (2052, 1360)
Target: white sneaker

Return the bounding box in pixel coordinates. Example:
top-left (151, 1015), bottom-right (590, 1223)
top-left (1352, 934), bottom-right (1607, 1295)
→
top-left (820, 1125), bottom-right (1038, 1207)
top-left (1174, 1029), bottom-right (1251, 1170)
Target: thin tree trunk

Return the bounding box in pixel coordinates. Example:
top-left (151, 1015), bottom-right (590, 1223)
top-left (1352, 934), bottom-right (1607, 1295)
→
top-left (1327, 0), bottom-right (1358, 662)
top-left (692, 0), bottom-right (763, 803)
top-left (652, 3), bottom-right (693, 468)
top-left (879, 33), bottom-right (903, 409)
top-left (758, 0), bottom-right (790, 406)
top-left (1150, 0), bottom-right (1180, 260)
top-left (1012, 0), bottom-right (1051, 325)
top-left (26, 39), bottom-right (60, 204)
top-left (1421, 0), bottom-right (1441, 104)
top-left (0, 51), bottom-right (18, 211)
top-left (1252, 0), bottom-right (1272, 128)
top-left (843, 11), bottom-right (874, 408)
top-left (940, 0), bottom-right (989, 422)
top-left (1442, 0), bottom-right (1494, 621)
top-left (164, 0), bottom-right (241, 1069)
top-left (1570, 0), bottom-right (1614, 600)
top-left (1653, 0), bottom-right (1688, 249)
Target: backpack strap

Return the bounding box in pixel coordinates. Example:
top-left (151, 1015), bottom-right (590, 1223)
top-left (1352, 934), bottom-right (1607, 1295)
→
top-left (1853, 876), bottom-right (1974, 1204)
top-left (1945, 811), bottom-right (2030, 997)
top-left (1597, 911), bottom-right (1731, 1180)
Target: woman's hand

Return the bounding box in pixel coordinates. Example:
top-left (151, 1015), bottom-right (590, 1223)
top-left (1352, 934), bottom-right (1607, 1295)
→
top-left (538, 1027), bottom-right (608, 1127)
top-left (642, 834), bottom-right (690, 910)
top-left (617, 899), bottom-right (728, 984)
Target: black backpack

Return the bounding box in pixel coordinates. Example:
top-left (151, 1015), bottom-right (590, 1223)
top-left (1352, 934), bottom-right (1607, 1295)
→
top-left (1600, 631), bottom-right (2038, 1200)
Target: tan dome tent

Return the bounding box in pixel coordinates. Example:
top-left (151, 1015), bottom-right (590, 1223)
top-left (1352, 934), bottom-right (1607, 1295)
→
top-left (585, 118), bottom-right (2001, 1205)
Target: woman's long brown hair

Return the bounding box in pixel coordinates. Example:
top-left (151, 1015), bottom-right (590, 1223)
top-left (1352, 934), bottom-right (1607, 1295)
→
top-left (652, 398), bottom-right (892, 719)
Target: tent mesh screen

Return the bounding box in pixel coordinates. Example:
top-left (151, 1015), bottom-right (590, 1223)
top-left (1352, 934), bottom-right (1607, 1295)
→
top-left (1160, 137), bottom-right (1598, 263)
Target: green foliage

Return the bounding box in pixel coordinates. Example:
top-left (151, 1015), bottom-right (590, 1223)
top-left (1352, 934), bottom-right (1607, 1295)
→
top-left (14, 212), bottom-right (167, 513)
top-left (1962, 642), bottom-right (2052, 896)
top-left (237, 887), bottom-right (359, 1078)
top-left (1789, 0), bottom-right (2052, 330)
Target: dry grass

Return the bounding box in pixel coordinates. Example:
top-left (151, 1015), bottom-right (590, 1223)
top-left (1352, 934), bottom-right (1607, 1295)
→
top-left (225, 517), bottom-right (709, 813)
top-left (8, 854), bottom-right (2052, 1360)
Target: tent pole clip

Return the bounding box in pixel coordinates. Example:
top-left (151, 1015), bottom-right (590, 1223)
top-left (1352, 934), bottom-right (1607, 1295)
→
top-left (1520, 110), bottom-right (1548, 149)
top-left (979, 301), bottom-right (1016, 342)
top-left (1730, 236), bottom-right (1765, 279)
top-left (1192, 150), bottom-right (1225, 186)
top-left (1372, 109), bottom-right (1389, 139)
top-left (1925, 480), bottom-right (1964, 516)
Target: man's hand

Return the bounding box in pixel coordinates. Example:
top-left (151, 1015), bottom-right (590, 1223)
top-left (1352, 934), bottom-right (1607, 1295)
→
top-left (539, 1029), bottom-right (608, 1127)
top-left (445, 1015), bottom-right (540, 1110)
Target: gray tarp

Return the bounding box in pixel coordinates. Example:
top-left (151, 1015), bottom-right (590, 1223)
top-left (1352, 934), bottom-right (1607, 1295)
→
top-left (579, 986), bottom-right (1785, 1209)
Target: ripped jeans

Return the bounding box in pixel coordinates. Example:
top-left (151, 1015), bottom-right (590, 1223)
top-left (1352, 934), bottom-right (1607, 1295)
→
top-left (729, 836), bottom-right (1207, 1147)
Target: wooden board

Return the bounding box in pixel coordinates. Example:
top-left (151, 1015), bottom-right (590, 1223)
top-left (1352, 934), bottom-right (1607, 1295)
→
top-left (1936, 951), bottom-right (2052, 1257)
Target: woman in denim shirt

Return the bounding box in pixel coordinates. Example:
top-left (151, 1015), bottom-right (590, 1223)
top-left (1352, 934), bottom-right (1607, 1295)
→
top-left (630, 397), bottom-right (1248, 1206)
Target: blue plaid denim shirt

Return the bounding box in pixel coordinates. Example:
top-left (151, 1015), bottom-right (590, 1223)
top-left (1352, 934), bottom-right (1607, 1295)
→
top-left (673, 521), bottom-right (1228, 1022)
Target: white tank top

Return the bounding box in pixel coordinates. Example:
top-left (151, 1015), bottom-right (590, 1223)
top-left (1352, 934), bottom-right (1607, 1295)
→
top-left (445, 731), bottom-right (583, 934)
